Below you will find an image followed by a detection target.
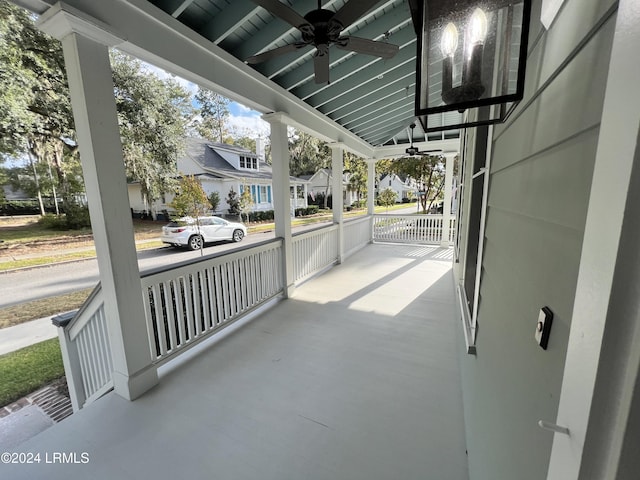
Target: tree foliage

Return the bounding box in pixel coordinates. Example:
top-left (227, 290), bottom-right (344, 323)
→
top-left (111, 51), bottom-right (193, 206)
top-left (208, 191), bottom-right (221, 212)
top-left (0, 0), bottom-right (80, 222)
top-left (388, 155), bottom-right (445, 213)
top-left (169, 175), bottom-right (211, 218)
top-left (195, 87), bottom-right (230, 143)
top-left (378, 187), bottom-right (398, 210)
top-left (238, 185), bottom-right (254, 223)
top-left (344, 153), bottom-right (368, 202)
top-left (288, 130), bottom-right (330, 177)
top-left (226, 188), bottom-right (240, 215)
top-left (0, 2), bottom-right (194, 222)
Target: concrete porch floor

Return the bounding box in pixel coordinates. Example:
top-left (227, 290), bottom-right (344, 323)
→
top-left (2, 244), bottom-right (468, 480)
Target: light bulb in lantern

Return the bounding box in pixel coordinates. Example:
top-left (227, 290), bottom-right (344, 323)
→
top-left (440, 22), bottom-right (458, 58)
top-left (468, 8), bottom-right (488, 45)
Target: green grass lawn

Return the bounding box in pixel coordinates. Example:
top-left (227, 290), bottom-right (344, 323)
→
top-left (0, 288), bottom-right (93, 330)
top-left (0, 338), bottom-right (65, 407)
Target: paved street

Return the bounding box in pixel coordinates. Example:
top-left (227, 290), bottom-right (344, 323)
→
top-left (0, 229), bottom-right (278, 308)
top-left (0, 208), bottom-right (420, 309)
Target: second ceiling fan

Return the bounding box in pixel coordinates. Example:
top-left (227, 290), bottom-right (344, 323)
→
top-left (247, 0), bottom-right (399, 84)
top-left (405, 123), bottom-right (442, 156)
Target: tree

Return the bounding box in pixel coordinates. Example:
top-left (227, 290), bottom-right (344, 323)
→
top-left (195, 87), bottom-right (230, 142)
top-left (238, 185), bottom-right (254, 223)
top-left (0, 3), bottom-right (194, 225)
top-left (233, 135), bottom-right (259, 153)
top-left (208, 191), bottom-right (221, 212)
top-left (378, 187), bottom-right (398, 212)
top-left (0, 1), bottom-right (80, 223)
top-left (169, 175), bottom-right (211, 218)
top-left (169, 175), bottom-right (211, 255)
top-left (344, 153), bottom-right (368, 204)
top-left (288, 130), bottom-right (330, 177)
top-left (226, 188), bottom-right (240, 215)
top-left (390, 155), bottom-right (445, 214)
top-left (111, 51), bottom-right (193, 214)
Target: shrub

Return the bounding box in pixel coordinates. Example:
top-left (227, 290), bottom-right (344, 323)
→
top-left (64, 203), bottom-right (91, 229)
top-left (37, 204), bottom-right (91, 230)
top-left (294, 205), bottom-right (320, 217)
top-left (247, 210), bottom-right (275, 222)
top-left (38, 213), bottom-right (67, 229)
top-left (208, 191), bottom-right (221, 212)
top-left (0, 200), bottom-right (51, 216)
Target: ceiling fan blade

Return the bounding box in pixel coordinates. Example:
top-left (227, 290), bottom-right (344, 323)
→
top-left (251, 0), bottom-right (311, 30)
top-left (336, 36), bottom-right (399, 59)
top-left (314, 52), bottom-right (330, 84)
top-left (331, 0), bottom-right (377, 29)
top-left (246, 43), bottom-right (310, 64)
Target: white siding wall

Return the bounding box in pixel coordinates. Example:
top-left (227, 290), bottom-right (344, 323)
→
top-left (455, 1), bottom-right (617, 479)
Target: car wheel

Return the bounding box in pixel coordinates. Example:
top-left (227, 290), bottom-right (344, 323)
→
top-left (232, 229), bottom-right (244, 242)
top-left (188, 235), bottom-right (203, 250)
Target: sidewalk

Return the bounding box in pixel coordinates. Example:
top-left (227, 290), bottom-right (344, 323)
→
top-left (0, 315), bottom-right (61, 356)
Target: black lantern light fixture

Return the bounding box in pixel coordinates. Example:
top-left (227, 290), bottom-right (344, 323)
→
top-left (410, 0), bottom-right (532, 133)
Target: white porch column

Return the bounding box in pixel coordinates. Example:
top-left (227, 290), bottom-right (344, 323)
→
top-left (440, 153), bottom-right (455, 247)
top-left (263, 113), bottom-right (294, 297)
top-left (367, 159), bottom-right (376, 215)
top-left (303, 183), bottom-right (308, 207)
top-left (330, 143), bottom-right (345, 263)
top-left (37, 7), bottom-right (157, 400)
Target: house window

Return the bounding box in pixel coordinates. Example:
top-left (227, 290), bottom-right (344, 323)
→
top-left (251, 185), bottom-right (257, 203)
top-left (239, 155), bottom-right (258, 170)
top-left (456, 121), bottom-right (491, 354)
top-left (259, 185), bottom-right (268, 203)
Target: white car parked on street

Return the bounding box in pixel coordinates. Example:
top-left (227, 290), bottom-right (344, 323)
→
top-left (161, 216), bottom-right (247, 250)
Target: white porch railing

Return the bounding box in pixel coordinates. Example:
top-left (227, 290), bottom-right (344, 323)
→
top-left (343, 216), bottom-right (373, 256)
top-left (141, 239), bottom-right (284, 365)
top-left (292, 224), bottom-right (339, 284)
top-left (448, 216), bottom-right (457, 243)
top-left (53, 284), bottom-right (113, 411)
top-left (55, 215), bottom-right (451, 412)
top-left (373, 214), bottom-right (457, 244)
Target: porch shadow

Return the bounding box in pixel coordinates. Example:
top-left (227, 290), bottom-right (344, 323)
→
top-left (3, 244), bottom-right (468, 480)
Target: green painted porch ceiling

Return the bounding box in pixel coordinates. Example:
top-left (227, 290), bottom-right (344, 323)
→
top-left (148, 0), bottom-right (422, 147)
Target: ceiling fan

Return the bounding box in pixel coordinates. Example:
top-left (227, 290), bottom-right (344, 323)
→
top-left (247, 0), bottom-right (399, 84)
top-left (405, 123), bottom-right (442, 156)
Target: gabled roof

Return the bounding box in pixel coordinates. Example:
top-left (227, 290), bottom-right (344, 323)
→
top-left (185, 137), bottom-right (308, 184)
top-left (308, 168), bottom-right (349, 186)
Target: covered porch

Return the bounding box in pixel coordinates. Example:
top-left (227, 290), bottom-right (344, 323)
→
top-left (4, 243), bottom-right (467, 480)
